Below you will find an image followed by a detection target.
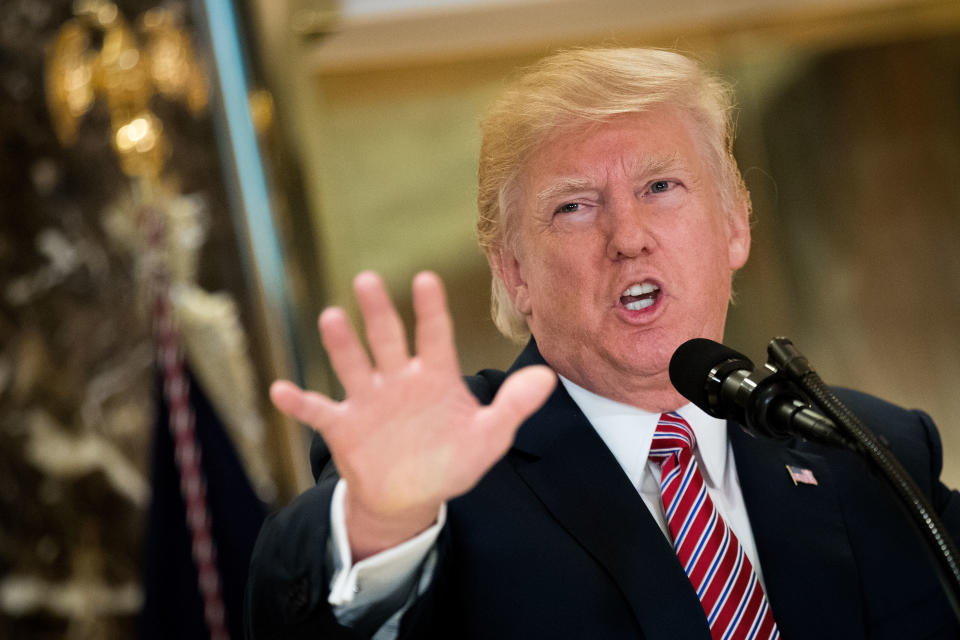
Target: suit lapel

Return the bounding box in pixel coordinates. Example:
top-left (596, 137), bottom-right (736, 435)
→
top-left (729, 424), bottom-right (866, 639)
top-left (505, 342), bottom-right (711, 639)
top-left (501, 341), bottom-right (868, 637)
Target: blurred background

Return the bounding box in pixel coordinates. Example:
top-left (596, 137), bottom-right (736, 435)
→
top-left (1, 0), bottom-right (959, 637)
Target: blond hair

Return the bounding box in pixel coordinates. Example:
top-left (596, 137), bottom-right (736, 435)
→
top-left (477, 47), bottom-right (749, 342)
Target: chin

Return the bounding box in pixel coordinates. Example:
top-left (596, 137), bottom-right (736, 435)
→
top-left (614, 332), bottom-right (676, 371)
top-left (607, 349), bottom-right (672, 381)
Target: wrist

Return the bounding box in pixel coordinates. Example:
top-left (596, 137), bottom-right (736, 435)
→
top-left (343, 486), bottom-right (442, 562)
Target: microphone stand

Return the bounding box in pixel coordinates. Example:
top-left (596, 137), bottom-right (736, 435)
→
top-left (766, 337), bottom-right (960, 622)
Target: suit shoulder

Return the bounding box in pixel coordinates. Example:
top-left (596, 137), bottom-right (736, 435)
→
top-left (831, 386), bottom-right (944, 491)
top-left (831, 387), bottom-right (938, 447)
top-left (832, 386), bottom-right (921, 419)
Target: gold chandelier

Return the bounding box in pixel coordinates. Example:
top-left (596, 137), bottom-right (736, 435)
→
top-left (45, 0), bottom-right (209, 179)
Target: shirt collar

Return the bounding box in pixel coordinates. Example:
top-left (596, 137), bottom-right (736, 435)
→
top-left (558, 375), bottom-right (730, 488)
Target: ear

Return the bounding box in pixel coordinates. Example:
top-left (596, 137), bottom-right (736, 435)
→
top-left (492, 246), bottom-right (532, 315)
top-left (726, 202), bottom-right (751, 271)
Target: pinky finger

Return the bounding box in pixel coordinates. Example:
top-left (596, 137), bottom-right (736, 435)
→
top-left (270, 380), bottom-right (338, 433)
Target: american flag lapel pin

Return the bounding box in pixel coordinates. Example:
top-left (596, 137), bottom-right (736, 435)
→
top-left (786, 464), bottom-right (818, 486)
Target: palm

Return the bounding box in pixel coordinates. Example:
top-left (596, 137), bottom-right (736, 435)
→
top-left (270, 272), bottom-right (555, 557)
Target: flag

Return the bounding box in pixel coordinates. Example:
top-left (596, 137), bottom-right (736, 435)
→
top-left (140, 367), bottom-right (266, 639)
top-left (786, 465), bottom-right (818, 486)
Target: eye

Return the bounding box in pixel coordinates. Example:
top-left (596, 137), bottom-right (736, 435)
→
top-left (650, 180), bottom-right (672, 193)
top-left (555, 202), bottom-right (582, 214)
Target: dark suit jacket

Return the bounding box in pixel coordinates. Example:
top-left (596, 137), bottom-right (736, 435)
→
top-left (245, 340), bottom-right (960, 639)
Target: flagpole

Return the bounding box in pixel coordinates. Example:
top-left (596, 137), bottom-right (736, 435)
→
top-left (192, 0), bottom-right (313, 495)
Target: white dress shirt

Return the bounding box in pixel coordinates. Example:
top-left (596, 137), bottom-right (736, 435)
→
top-left (326, 375), bottom-right (765, 636)
top-left (559, 376), bottom-right (765, 588)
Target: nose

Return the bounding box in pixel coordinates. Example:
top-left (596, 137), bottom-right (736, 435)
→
top-left (604, 195), bottom-right (655, 260)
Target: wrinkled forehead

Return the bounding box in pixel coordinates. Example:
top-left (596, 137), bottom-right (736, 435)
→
top-left (518, 110), bottom-right (708, 194)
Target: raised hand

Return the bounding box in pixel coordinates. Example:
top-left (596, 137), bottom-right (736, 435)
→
top-left (270, 271), bottom-right (556, 560)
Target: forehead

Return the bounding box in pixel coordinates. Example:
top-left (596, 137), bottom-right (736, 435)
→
top-left (522, 107), bottom-right (707, 188)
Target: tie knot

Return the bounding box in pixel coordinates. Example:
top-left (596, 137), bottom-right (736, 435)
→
top-left (649, 412), bottom-right (696, 463)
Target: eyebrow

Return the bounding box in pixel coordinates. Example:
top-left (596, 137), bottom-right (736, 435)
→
top-left (535, 178), bottom-right (597, 208)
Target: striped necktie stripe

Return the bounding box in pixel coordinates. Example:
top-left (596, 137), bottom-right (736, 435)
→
top-left (649, 412), bottom-right (779, 640)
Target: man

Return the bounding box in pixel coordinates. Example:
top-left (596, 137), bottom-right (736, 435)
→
top-left (245, 48), bottom-right (960, 639)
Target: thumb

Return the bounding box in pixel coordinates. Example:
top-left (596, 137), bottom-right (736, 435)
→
top-left (478, 365), bottom-right (556, 443)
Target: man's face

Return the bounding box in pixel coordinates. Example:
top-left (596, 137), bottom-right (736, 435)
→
top-left (498, 107), bottom-right (750, 410)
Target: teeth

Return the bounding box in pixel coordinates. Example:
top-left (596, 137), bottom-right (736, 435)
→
top-left (621, 282), bottom-right (659, 297)
top-left (625, 298), bottom-right (656, 311)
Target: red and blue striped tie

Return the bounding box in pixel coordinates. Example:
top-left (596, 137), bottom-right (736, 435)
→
top-left (650, 412), bottom-right (779, 640)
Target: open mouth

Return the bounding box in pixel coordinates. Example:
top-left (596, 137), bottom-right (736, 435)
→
top-left (620, 282), bottom-right (661, 311)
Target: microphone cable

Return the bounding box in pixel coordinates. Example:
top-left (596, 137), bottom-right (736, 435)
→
top-left (767, 337), bottom-right (960, 623)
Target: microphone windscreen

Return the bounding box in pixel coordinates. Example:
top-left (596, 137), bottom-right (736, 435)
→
top-left (669, 338), bottom-right (754, 408)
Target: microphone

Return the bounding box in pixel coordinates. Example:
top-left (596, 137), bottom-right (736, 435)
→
top-left (669, 338), bottom-right (848, 446)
